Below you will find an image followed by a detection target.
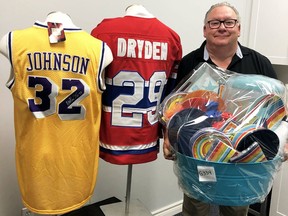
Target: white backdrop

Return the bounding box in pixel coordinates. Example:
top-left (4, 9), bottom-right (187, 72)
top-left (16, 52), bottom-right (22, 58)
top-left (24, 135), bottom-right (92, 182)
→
top-left (0, 1), bottom-right (251, 215)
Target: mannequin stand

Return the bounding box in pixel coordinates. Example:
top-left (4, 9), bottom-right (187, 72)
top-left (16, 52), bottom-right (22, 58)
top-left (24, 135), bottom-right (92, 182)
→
top-left (100, 164), bottom-right (152, 216)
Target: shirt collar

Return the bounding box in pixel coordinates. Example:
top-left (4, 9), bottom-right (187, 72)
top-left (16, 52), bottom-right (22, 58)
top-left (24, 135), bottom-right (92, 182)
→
top-left (125, 5), bottom-right (155, 18)
top-left (203, 44), bottom-right (243, 60)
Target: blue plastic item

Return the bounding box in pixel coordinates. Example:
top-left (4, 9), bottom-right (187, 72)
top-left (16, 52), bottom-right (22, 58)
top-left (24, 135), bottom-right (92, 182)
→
top-left (174, 152), bottom-right (282, 206)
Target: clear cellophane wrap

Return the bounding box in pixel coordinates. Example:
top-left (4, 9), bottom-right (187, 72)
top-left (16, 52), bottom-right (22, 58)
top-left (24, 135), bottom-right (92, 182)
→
top-left (159, 62), bottom-right (288, 206)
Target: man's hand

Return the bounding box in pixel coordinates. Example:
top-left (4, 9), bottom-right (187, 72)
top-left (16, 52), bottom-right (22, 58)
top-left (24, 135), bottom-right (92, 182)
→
top-left (163, 129), bottom-right (176, 160)
top-left (283, 143), bottom-right (288, 162)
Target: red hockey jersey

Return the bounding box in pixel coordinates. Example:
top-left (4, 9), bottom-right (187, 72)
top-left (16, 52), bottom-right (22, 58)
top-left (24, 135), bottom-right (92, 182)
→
top-left (91, 6), bottom-right (182, 164)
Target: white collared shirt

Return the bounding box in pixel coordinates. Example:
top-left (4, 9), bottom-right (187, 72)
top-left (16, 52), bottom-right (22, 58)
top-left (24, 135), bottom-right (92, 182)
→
top-left (204, 44), bottom-right (243, 61)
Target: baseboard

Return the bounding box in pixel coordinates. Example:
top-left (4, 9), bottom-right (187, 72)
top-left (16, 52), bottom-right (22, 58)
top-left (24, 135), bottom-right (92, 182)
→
top-left (152, 200), bottom-right (183, 216)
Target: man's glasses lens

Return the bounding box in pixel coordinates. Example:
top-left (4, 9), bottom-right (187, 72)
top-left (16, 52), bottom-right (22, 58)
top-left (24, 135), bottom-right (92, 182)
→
top-left (208, 19), bottom-right (237, 29)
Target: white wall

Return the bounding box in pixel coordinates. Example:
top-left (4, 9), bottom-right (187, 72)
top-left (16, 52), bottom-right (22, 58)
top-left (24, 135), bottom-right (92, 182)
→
top-left (0, 1), bottom-right (252, 215)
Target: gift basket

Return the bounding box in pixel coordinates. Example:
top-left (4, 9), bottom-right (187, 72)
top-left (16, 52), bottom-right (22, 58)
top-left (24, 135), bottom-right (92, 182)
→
top-left (159, 62), bottom-right (287, 206)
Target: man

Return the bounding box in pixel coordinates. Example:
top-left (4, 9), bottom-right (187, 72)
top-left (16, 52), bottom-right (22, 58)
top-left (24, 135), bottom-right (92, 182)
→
top-left (163, 2), bottom-right (285, 216)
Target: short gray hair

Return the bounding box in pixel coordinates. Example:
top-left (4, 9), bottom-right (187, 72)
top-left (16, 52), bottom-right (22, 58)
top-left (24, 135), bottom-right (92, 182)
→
top-left (204, 2), bottom-right (241, 24)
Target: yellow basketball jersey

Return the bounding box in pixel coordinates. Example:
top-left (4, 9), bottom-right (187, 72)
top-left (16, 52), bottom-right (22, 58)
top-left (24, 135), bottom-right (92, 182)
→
top-left (6, 22), bottom-right (105, 214)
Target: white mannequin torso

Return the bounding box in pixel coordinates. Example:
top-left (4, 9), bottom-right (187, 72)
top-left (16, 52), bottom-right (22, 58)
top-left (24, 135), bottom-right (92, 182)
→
top-left (0, 33), bottom-right (9, 58)
top-left (125, 4), bottom-right (155, 18)
top-left (44, 11), bottom-right (77, 28)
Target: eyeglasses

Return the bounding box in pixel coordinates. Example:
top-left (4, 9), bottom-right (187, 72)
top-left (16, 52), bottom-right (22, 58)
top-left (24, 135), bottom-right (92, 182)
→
top-left (207, 19), bottom-right (238, 29)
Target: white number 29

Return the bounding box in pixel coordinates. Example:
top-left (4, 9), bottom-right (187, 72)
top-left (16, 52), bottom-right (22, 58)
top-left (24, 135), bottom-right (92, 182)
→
top-left (111, 70), bottom-right (166, 127)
